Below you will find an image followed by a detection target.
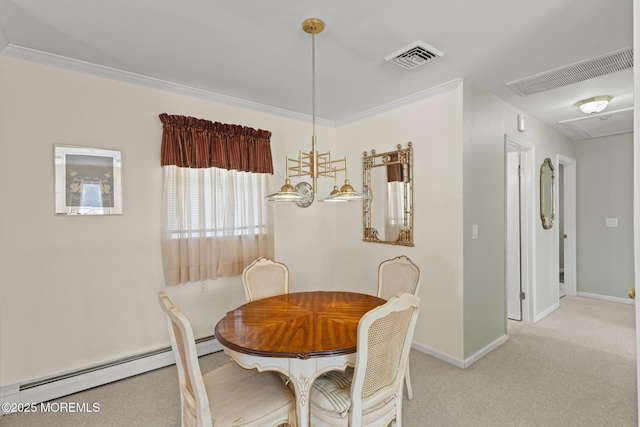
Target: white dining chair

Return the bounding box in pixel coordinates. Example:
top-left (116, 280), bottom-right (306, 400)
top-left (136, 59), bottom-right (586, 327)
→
top-left (309, 293), bottom-right (420, 427)
top-left (242, 257), bottom-right (289, 302)
top-left (157, 291), bottom-right (297, 427)
top-left (377, 255), bottom-right (420, 400)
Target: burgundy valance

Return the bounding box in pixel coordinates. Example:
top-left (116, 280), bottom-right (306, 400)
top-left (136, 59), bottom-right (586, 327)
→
top-left (159, 113), bottom-right (274, 174)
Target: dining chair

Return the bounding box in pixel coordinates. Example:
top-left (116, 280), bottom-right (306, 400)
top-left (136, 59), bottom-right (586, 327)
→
top-left (309, 292), bottom-right (420, 427)
top-left (242, 257), bottom-right (289, 302)
top-left (377, 255), bottom-right (421, 300)
top-left (376, 255), bottom-right (420, 400)
top-left (157, 291), bottom-right (297, 427)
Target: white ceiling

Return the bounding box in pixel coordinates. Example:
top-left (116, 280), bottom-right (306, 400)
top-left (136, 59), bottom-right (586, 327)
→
top-left (0, 0), bottom-right (633, 140)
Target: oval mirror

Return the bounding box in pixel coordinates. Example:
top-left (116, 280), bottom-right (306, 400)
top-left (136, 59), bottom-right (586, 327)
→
top-left (540, 157), bottom-right (555, 230)
top-left (362, 143), bottom-right (413, 246)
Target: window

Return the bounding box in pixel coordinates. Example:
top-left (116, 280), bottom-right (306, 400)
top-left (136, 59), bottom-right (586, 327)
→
top-left (159, 113), bottom-right (274, 285)
top-left (164, 166), bottom-right (271, 239)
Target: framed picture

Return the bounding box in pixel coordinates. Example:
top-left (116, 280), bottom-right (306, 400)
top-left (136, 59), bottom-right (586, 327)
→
top-left (54, 145), bottom-right (123, 215)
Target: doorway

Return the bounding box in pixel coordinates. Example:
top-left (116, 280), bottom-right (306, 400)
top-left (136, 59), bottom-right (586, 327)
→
top-left (557, 155), bottom-right (577, 297)
top-left (505, 135), bottom-right (535, 323)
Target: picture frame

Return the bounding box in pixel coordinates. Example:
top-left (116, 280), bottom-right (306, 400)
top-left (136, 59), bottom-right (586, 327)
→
top-left (54, 145), bottom-right (123, 215)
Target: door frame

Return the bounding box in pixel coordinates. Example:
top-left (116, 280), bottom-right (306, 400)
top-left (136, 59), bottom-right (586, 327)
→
top-left (506, 150), bottom-right (523, 320)
top-left (557, 155), bottom-right (577, 297)
top-left (505, 134), bottom-right (536, 323)
top-left (633, 2), bottom-right (639, 422)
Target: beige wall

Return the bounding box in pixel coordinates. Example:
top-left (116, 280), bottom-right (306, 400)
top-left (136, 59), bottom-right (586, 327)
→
top-left (335, 83), bottom-right (466, 361)
top-left (0, 56), bottom-right (342, 386)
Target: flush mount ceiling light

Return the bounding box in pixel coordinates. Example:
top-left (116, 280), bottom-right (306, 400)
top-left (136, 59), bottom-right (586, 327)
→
top-left (575, 96), bottom-right (612, 114)
top-left (265, 18), bottom-right (366, 206)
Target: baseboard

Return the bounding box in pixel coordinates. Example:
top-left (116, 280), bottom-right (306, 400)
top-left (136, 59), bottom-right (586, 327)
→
top-left (463, 334), bottom-right (508, 368)
top-left (576, 292), bottom-right (635, 305)
top-left (0, 337), bottom-right (221, 411)
top-left (412, 334), bottom-right (508, 369)
top-left (534, 301), bottom-right (560, 323)
top-left (411, 342), bottom-right (465, 368)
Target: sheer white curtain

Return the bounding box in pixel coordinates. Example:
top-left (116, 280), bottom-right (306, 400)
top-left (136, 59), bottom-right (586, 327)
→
top-left (159, 114), bottom-right (274, 286)
top-left (161, 165), bottom-right (273, 285)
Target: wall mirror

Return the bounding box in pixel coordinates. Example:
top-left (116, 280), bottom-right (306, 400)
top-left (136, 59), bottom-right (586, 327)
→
top-left (540, 157), bottom-right (555, 230)
top-left (362, 143), bottom-right (413, 246)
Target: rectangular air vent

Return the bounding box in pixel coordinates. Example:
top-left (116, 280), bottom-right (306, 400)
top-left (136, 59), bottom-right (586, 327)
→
top-left (506, 47), bottom-right (633, 96)
top-left (385, 41), bottom-right (444, 70)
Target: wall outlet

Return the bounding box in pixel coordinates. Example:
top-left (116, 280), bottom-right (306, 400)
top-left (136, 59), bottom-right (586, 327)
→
top-left (472, 224), bottom-right (478, 239)
top-left (605, 218), bottom-right (619, 228)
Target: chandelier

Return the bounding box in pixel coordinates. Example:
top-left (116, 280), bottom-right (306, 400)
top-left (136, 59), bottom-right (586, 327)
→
top-left (266, 18), bottom-right (366, 207)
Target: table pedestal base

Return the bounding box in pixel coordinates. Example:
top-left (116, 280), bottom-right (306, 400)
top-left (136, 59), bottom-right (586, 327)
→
top-left (223, 348), bottom-right (354, 427)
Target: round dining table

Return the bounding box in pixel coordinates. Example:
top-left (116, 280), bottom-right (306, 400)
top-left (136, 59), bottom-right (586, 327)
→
top-left (214, 291), bottom-right (386, 427)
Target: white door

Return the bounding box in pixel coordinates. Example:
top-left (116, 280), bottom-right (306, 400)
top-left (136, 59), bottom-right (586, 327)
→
top-left (506, 151), bottom-right (522, 320)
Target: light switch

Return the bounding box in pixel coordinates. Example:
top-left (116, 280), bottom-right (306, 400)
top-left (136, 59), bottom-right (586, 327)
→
top-left (605, 218), bottom-right (619, 228)
top-left (472, 224), bottom-right (478, 239)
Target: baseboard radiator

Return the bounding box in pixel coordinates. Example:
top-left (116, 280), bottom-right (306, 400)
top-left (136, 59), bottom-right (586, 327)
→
top-left (1, 336), bottom-right (221, 409)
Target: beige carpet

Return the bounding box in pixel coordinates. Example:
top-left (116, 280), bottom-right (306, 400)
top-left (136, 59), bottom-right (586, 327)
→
top-left (402, 296), bottom-right (637, 426)
top-left (0, 296), bottom-right (636, 426)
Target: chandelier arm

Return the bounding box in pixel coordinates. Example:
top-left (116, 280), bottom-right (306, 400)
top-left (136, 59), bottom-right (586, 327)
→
top-left (285, 156), bottom-right (290, 179)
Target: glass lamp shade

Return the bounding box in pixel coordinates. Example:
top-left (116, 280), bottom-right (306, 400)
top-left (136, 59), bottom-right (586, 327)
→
top-left (265, 179), bottom-right (311, 202)
top-left (575, 96), bottom-right (611, 114)
top-left (322, 179), bottom-right (368, 202)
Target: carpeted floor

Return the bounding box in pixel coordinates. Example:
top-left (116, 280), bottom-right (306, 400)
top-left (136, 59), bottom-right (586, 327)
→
top-left (402, 296), bottom-right (637, 426)
top-left (0, 296), bottom-right (636, 426)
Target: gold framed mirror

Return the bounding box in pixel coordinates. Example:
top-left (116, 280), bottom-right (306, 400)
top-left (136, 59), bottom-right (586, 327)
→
top-left (540, 157), bottom-right (555, 230)
top-left (362, 143), bottom-right (413, 246)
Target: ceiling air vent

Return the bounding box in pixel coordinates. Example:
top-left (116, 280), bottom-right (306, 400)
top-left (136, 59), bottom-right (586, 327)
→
top-left (385, 41), bottom-right (444, 70)
top-left (506, 47), bottom-right (634, 96)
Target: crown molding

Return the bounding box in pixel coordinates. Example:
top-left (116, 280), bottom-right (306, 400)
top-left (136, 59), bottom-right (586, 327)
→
top-left (1, 44), bottom-right (462, 129)
top-left (335, 78), bottom-right (463, 127)
top-left (0, 44), bottom-right (336, 128)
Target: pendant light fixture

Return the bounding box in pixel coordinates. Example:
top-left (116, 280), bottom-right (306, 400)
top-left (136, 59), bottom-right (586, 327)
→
top-left (265, 18), bottom-right (367, 206)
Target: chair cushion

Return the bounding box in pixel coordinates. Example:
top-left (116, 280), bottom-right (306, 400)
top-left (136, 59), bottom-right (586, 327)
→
top-left (311, 370), bottom-right (353, 416)
top-left (203, 362), bottom-right (294, 426)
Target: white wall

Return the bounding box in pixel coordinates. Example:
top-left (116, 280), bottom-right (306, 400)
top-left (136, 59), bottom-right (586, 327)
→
top-left (334, 83), bottom-right (466, 361)
top-left (576, 132), bottom-right (634, 299)
top-left (0, 55), bottom-right (339, 387)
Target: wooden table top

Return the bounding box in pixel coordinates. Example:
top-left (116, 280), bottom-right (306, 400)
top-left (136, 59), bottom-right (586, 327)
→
top-left (215, 291), bottom-right (386, 360)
